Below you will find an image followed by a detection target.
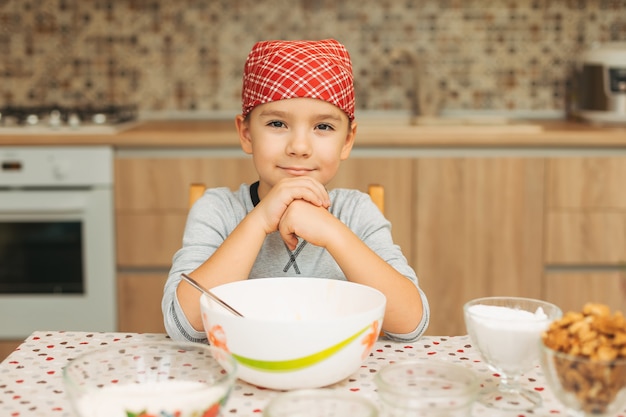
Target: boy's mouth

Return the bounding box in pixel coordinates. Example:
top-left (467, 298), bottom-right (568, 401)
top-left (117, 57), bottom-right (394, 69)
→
top-left (280, 166), bottom-right (315, 175)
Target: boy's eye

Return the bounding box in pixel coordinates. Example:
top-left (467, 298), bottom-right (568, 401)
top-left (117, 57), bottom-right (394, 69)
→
top-left (267, 120), bottom-right (285, 128)
top-left (316, 123), bottom-right (334, 131)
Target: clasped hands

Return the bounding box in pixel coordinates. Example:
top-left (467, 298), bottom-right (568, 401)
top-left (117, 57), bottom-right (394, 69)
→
top-left (254, 177), bottom-right (342, 251)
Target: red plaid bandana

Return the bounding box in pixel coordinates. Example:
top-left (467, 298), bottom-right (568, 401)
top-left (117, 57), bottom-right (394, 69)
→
top-left (242, 39), bottom-right (355, 120)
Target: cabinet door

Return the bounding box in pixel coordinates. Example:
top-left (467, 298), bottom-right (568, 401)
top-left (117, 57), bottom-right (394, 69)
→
top-left (415, 158), bottom-right (545, 336)
top-left (115, 156), bottom-right (255, 211)
top-left (117, 273), bottom-right (168, 333)
top-left (545, 211), bottom-right (626, 264)
top-left (115, 157), bottom-right (257, 267)
top-left (116, 213), bottom-right (188, 268)
top-left (544, 272), bottom-right (626, 314)
top-left (547, 157), bottom-right (626, 209)
top-left (545, 157), bottom-right (626, 265)
top-left (328, 158), bottom-right (414, 256)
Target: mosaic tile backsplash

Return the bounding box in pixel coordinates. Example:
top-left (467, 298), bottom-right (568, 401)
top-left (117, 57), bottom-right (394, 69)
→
top-left (1, 0), bottom-right (626, 116)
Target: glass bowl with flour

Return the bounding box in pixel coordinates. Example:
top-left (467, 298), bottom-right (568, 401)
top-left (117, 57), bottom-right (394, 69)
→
top-left (464, 296), bottom-right (562, 411)
top-left (63, 341), bottom-right (238, 417)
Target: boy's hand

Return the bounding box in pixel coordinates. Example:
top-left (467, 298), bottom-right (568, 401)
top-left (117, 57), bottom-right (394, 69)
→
top-left (278, 199), bottom-right (339, 250)
top-left (254, 177), bottom-right (330, 235)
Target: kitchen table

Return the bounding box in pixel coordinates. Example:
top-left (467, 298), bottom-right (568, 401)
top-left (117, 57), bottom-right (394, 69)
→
top-left (1, 331), bottom-right (624, 417)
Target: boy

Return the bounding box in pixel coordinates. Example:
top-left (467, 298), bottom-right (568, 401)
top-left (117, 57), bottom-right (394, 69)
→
top-left (163, 39), bottom-right (429, 342)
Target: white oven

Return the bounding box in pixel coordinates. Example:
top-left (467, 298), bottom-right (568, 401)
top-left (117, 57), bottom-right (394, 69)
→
top-left (0, 146), bottom-right (116, 339)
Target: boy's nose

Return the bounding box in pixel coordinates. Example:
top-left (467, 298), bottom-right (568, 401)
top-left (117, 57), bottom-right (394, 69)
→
top-left (286, 131), bottom-right (312, 156)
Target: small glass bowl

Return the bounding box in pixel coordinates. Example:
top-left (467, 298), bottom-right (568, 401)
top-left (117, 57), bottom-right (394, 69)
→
top-left (540, 343), bottom-right (626, 416)
top-left (374, 360), bottom-right (479, 417)
top-left (63, 341), bottom-right (237, 417)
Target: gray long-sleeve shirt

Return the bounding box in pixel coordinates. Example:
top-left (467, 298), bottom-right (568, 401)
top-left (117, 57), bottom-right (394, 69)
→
top-left (162, 183), bottom-right (429, 343)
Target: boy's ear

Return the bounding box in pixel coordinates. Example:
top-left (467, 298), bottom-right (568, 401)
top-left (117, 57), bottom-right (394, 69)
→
top-left (235, 114), bottom-right (253, 154)
top-left (340, 120), bottom-right (357, 160)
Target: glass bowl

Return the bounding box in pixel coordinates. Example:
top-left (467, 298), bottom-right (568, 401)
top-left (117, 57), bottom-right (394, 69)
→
top-left (463, 296), bottom-right (562, 410)
top-left (262, 389), bottom-right (379, 417)
top-left (540, 343), bottom-right (626, 416)
top-left (63, 341), bottom-right (237, 417)
top-left (374, 360), bottom-right (479, 416)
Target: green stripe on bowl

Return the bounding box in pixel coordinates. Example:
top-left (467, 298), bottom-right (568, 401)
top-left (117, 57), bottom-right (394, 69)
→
top-left (232, 322), bottom-right (375, 373)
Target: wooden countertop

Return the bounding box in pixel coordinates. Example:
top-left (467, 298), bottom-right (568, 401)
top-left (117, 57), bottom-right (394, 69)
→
top-left (1, 119), bottom-right (625, 148)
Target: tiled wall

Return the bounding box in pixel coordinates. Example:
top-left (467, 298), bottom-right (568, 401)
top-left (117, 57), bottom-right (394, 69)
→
top-left (1, 0), bottom-right (625, 115)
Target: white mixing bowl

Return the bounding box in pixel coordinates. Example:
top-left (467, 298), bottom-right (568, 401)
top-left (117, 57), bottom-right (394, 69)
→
top-left (200, 277), bottom-right (386, 390)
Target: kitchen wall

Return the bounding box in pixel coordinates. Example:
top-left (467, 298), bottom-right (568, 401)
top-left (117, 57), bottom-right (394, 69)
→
top-left (1, 0), bottom-right (625, 115)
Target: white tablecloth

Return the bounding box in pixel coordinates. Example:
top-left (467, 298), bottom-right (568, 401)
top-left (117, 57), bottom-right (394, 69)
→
top-left (1, 331), bottom-right (623, 417)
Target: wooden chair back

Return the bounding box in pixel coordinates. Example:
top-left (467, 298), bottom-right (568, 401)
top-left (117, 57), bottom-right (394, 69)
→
top-left (367, 184), bottom-right (384, 214)
top-left (189, 183), bottom-right (207, 209)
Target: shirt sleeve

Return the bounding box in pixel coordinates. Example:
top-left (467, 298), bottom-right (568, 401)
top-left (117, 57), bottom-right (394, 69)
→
top-left (162, 187), bottom-right (246, 342)
top-left (163, 284), bottom-right (208, 343)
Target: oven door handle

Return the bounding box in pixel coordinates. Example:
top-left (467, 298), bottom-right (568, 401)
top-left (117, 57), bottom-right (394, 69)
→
top-left (0, 190), bottom-right (94, 214)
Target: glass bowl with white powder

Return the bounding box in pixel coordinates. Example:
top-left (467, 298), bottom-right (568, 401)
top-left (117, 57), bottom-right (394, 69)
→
top-left (463, 296), bottom-right (562, 411)
top-left (63, 341), bottom-right (238, 417)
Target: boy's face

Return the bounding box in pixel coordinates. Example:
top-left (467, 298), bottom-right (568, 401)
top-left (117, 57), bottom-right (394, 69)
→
top-left (236, 97), bottom-right (356, 199)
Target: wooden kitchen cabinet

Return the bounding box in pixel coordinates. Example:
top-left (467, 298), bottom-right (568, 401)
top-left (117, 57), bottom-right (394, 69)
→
top-left (544, 157), bottom-right (626, 311)
top-left (115, 157), bottom-right (257, 267)
top-left (117, 272), bottom-right (168, 333)
top-left (115, 156), bottom-right (257, 332)
top-left (545, 211), bottom-right (626, 264)
top-left (544, 271), bottom-right (626, 314)
top-left (114, 153), bottom-right (626, 337)
top-left (545, 157), bottom-right (626, 264)
top-left (415, 158), bottom-right (546, 336)
top-left (546, 157), bottom-right (626, 209)
top-left (114, 155), bottom-right (415, 333)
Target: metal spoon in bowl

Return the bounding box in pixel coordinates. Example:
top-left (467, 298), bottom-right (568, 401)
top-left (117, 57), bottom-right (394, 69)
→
top-left (180, 273), bottom-right (244, 317)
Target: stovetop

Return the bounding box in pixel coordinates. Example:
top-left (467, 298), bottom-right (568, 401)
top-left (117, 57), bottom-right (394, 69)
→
top-left (0, 105), bottom-right (139, 134)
